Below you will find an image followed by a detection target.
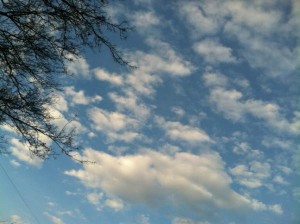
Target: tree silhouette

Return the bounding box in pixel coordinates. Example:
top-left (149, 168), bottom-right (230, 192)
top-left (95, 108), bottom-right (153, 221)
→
top-left (0, 0), bottom-right (131, 160)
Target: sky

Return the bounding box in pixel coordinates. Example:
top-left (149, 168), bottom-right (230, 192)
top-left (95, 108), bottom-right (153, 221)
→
top-left (1, 0), bottom-right (300, 223)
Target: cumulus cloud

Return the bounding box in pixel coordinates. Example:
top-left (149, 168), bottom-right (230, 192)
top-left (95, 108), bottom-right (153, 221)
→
top-left (47, 214), bottom-right (66, 224)
top-left (138, 214), bottom-right (150, 224)
top-left (91, 38), bottom-right (194, 99)
top-left (145, 38), bottom-right (194, 77)
top-left (105, 198), bottom-right (124, 211)
top-left (156, 117), bottom-right (211, 144)
top-left (194, 39), bottom-right (236, 64)
top-left (88, 107), bottom-right (140, 142)
top-left (171, 107), bottom-right (186, 117)
top-left (65, 148), bottom-right (279, 215)
top-left (109, 91), bottom-right (151, 120)
top-left (232, 142), bottom-right (251, 155)
top-left (173, 217), bottom-right (210, 224)
top-left (124, 38), bottom-right (193, 96)
top-left (273, 175), bottom-right (289, 185)
top-left (230, 161), bottom-right (271, 189)
top-left (64, 86), bottom-right (102, 106)
top-left (94, 68), bottom-right (124, 86)
top-left (202, 71), bottom-right (228, 87)
top-left (223, 1), bottom-right (296, 76)
top-left (293, 187), bottom-right (300, 201)
top-left (131, 11), bottom-right (160, 28)
top-left (86, 192), bottom-right (103, 211)
top-left (179, 0), bottom-right (297, 76)
top-left (179, 1), bottom-right (222, 36)
top-left (88, 108), bottom-right (138, 132)
top-left (10, 159), bottom-right (21, 168)
top-left (10, 138), bottom-right (44, 167)
top-left (53, 94), bottom-right (69, 112)
top-left (208, 87), bottom-right (244, 121)
top-left (126, 66), bottom-right (162, 95)
top-left (66, 54), bottom-right (90, 77)
top-left (10, 215), bottom-right (23, 224)
top-left (249, 199), bottom-right (282, 214)
top-left (207, 86), bottom-right (297, 133)
top-left (9, 107), bottom-right (86, 167)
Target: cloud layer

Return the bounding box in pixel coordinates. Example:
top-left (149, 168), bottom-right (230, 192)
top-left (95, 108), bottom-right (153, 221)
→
top-left (65, 148), bottom-right (281, 215)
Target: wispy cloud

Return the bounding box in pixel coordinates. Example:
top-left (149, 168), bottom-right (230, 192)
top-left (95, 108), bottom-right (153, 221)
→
top-left (10, 138), bottom-right (44, 167)
top-left (155, 116), bottom-right (211, 144)
top-left (64, 86), bottom-right (102, 106)
top-left (88, 107), bottom-right (141, 143)
top-left (203, 72), bottom-right (298, 134)
top-left (194, 39), bottom-right (237, 64)
top-left (230, 161), bottom-right (271, 189)
top-left (46, 214), bottom-right (66, 224)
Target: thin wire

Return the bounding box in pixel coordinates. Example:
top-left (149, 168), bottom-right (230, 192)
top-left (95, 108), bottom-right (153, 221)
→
top-left (0, 161), bottom-right (41, 224)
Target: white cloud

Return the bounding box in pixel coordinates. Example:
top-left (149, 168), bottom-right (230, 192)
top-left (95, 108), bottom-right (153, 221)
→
top-left (88, 107), bottom-right (140, 142)
top-left (94, 68), bottom-right (124, 86)
top-left (278, 166), bottom-right (292, 175)
top-left (133, 0), bottom-right (152, 5)
top-left (222, 1), bottom-right (296, 76)
top-left (232, 142), bottom-right (251, 155)
top-left (273, 176), bottom-right (289, 185)
top-left (209, 88), bottom-right (244, 121)
top-left (156, 117), bottom-right (211, 144)
top-left (127, 66), bottom-right (162, 95)
top-left (10, 215), bottom-right (22, 224)
top-left (194, 39), bottom-right (236, 64)
top-left (86, 192), bottom-right (103, 211)
top-left (57, 210), bottom-right (73, 217)
top-left (262, 138), bottom-right (292, 150)
top-left (109, 91), bottom-right (151, 120)
top-left (65, 148), bottom-right (277, 214)
top-left (53, 94), bottom-right (69, 112)
top-left (293, 187), bottom-right (300, 201)
top-left (145, 38), bottom-right (194, 77)
top-left (47, 214), bottom-right (66, 224)
top-left (138, 214), bottom-right (150, 224)
top-left (47, 105), bottom-right (84, 133)
top-left (173, 218), bottom-right (210, 224)
top-left (93, 38), bottom-right (193, 98)
top-left (223, 1), bottom-right (282, 34)
top-left (105, 198), bottom-right (124, 211)
top-left (10, 138), bottom-right (44, 167)
top-left (0, 123), bottom-right (16, 133)
top-left (64, 86), bottom-right (102, 105)
top-left (131, 11), bottom-right (159, 28)
top-left (47, 201), bottom-right (56, 207)
top-left (208, 86), bottom-right (297, 133)
top-left (10, 159), bottom-right (21, 167)
top-left (124, 38), bottom-right (193, 96)
top-left (202, 71), bottom-right (228, 87)
top-left (88, 108), bottom-right (138, 132)
top-left (8, 105), bottom-right (85, 166)
top-left (179, 0), bottom-right (297, 76)
top-left (105, 131), bottom-right (141, 143)
top-left (65, 190), bottom-right (78, 196)
top-left (66, 54), bottom-right (90, 77)
top-left (179, 1), bottom-right (222, 36)
top-left (171, 107), bottom-right (186, 117)
top-left (269, 204), bottom-right (283, 215)
top-left (249, 199), bottom-right (282, 214)
top-left (230, 161), bottom-right (271, 189)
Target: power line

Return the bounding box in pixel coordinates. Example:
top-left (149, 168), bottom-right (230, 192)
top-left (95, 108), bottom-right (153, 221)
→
top-left (0, 161), bottom-right (41, 224)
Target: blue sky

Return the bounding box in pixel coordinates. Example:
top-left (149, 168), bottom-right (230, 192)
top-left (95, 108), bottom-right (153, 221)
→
top-left (1, 0), bottom-right (300, 223)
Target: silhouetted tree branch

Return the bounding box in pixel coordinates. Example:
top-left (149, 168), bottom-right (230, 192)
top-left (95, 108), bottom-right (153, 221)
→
top-left (0, 0), bottom-right (131, 160)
